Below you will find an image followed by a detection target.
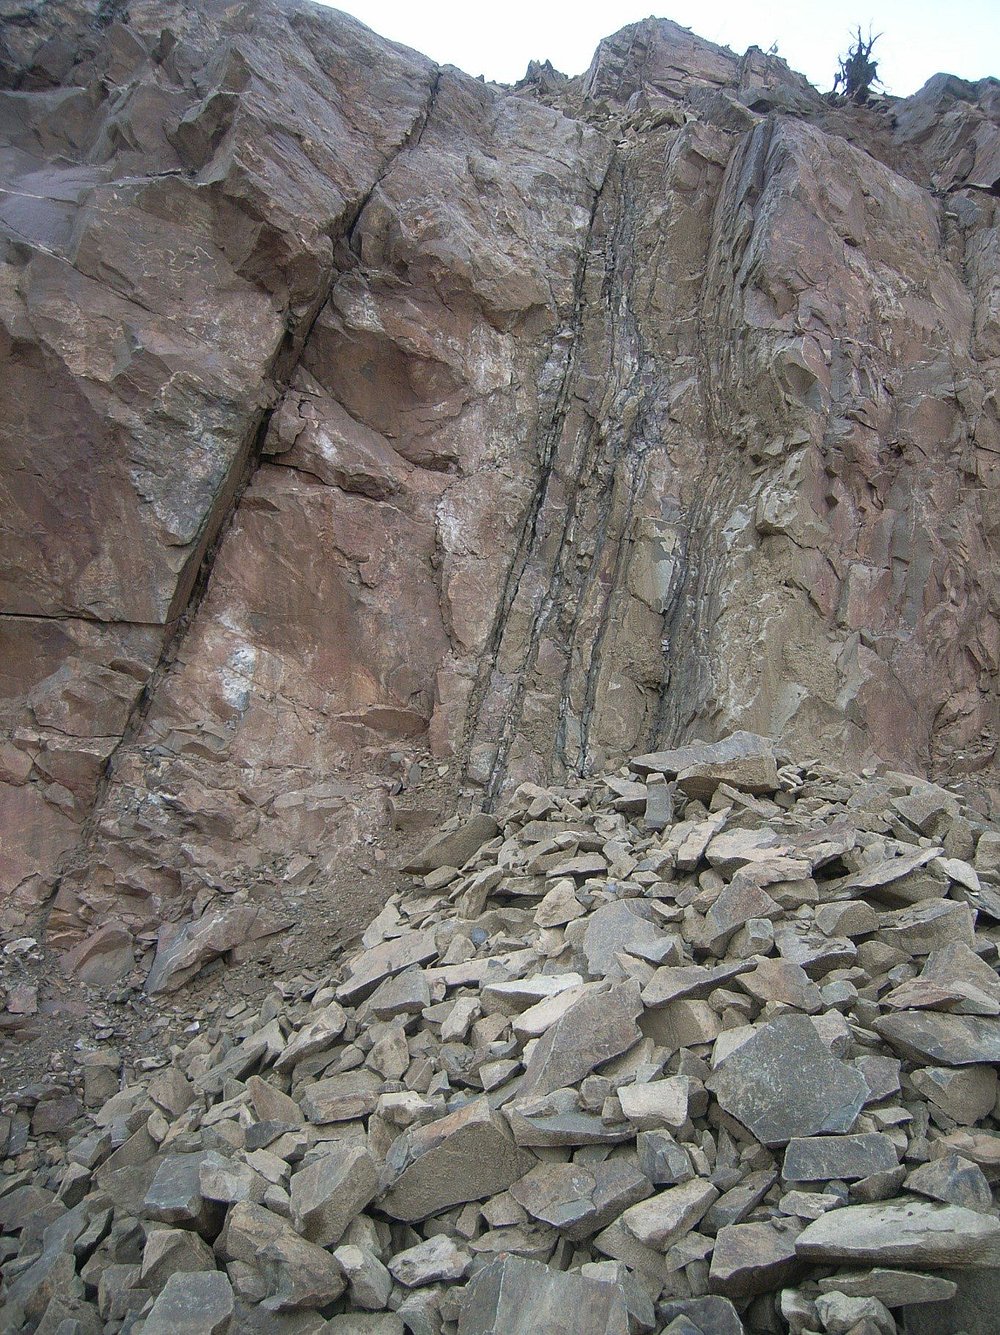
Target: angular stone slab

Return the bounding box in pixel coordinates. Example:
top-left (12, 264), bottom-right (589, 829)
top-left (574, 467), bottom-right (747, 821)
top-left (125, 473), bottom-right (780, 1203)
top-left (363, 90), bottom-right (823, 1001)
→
top-left (783, 1133), bottom-right (899, 1183)
top-left (911, 1065), bottom-right (998, 1124)
top-left (706, 1014), bottom-right (869, 1147)
top-left (291, 1144), bottom-right (378, 1246)
top-left (141, 1270), bottom-right (234, 1335)
top-left (380, 1098), bottom-right (536, 1221)
top-left (506, 1093), bottom-right (635, 1148)
top-left (905, 1154), bottom-right (993, 1212)
top-left (402, 813), bottom-right (499, 874)
top-left (299, 1070), bottom-right (381, 1123)
top-left (620, 1178), bottom-right (718, 1249)
top-left (676, 750), bottom-right (780, 800)
top-left (836, 846), bottom-right (942, 895)
top-left (873, 1012), bottom-right (1000, 1066)
top-left (215, 1201), bottom-right (345, 1311)
top-left (142, 1152), bottom-right (221, 1235)
top-left (510, 1158), bottom-right (652, 1240)
top-left (658, 1296), bottom-right (745, 1335)
top-left (796, 1200), bottom-right (1000, 1267)
top-left (632, 731), bottom-right (775, 778)
top-left (878, 899), bottom-right (976, 956)
top-left (920, 941), bottom-right (1000, 1002)
top-left (642, 961), bottom-right (753, 1008)
top-left (582, 901), bottom-right (663, 978)
top-left (336, 931), bottom-right (438, 1004)
top-left (618, 1076), bottom-right (690, 1132)
top-left (518, 980), bottom-right (642, 1099)
top-left (816, 1268), bottom-right (958, 1307)
top-left (146, 906), bottom-right (261, 993)
top-left (457, 1256), bottom-right (629, 1335)
top-left (708, 1220), bottom-right (802, 1298)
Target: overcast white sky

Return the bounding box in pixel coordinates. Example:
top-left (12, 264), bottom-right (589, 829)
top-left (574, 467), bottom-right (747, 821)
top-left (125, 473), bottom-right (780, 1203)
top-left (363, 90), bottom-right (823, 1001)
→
top-left (319, 1), bottom-right (998, 97)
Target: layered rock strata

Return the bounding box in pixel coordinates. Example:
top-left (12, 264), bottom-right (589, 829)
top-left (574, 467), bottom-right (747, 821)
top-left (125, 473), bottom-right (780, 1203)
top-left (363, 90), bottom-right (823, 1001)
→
top-left (1, 4), bottom-right (999, 960)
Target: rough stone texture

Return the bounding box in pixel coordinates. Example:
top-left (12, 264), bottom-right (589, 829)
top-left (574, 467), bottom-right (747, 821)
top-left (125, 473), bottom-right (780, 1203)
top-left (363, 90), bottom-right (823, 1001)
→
top-left (796, 1200), bottom-right (1000, 1267)
top-left (3, 5), bottom-right (1000, 1328)
top-left (706, 1014), bottom-right (870, 1146)
top-left (458, 1255), bottom-right (629, 1335)
top-left (2, 2), bottom-right (999, 960)
top-left (141, 1270), bottom-right (234, 1335)
top-left (380, 1098), bottom-right (536, 1221)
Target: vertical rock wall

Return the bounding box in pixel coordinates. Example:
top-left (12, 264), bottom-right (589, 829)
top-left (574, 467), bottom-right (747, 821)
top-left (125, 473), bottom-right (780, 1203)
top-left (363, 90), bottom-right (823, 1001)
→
top-left (1, 3), bottom-right (999, 959)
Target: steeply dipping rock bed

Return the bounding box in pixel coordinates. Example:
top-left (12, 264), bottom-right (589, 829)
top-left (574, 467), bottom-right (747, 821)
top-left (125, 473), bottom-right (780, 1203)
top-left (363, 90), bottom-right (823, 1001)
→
top-left (1, 0), bottom-right (999, 971)
top-left (4, 736), bottom-right (1000, 1332)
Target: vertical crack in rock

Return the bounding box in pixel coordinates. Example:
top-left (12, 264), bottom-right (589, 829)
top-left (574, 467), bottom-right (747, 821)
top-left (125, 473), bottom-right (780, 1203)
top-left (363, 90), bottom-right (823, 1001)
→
top-left (44, 61), bottom-right (444, 920)
top-left (462, 149), bottom-right (616, 804)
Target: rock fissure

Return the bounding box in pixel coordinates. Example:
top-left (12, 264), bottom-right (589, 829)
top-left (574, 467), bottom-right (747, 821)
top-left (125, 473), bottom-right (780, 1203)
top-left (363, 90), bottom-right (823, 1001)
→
top-left (462, 145), bottom-right (617, 803)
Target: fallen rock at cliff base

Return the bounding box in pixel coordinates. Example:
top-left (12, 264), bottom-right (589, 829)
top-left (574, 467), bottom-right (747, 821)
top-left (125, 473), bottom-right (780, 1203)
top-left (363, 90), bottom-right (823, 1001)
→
top-left (5, 736), bottom-right (1000, 1333)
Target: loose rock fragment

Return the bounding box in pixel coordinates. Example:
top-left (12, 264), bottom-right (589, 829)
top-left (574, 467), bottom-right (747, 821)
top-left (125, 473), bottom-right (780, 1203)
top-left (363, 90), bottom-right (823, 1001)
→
top-left (795, 1200), bottom-right (1000, 1267)
top-left (380, 1099), bottom-right (536, 1221)
top-left (141, 1271), bottom-right (235, 1335)
top-left (707, 1015), bottom-right (869, 1146)
top-left (457, 1256), bottom-right (629, 1335)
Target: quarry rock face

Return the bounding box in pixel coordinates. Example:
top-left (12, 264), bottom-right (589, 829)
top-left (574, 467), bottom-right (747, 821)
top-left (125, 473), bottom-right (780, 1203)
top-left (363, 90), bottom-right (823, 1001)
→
top-left (1, 0), bottom-right (999, 970)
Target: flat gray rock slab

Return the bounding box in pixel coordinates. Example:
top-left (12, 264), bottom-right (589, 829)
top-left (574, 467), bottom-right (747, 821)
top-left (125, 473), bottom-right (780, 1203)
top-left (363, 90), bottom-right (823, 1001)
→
top-left (145, 906), bottom-right (261, 994)
top-left (299, 1070), bottom-right (381, 1123)
top-left (878, 899), bottom-right (976, 956)
top-left (582, 902), bottom-right (663, 978)
top-left (708, 1220), bottom-right (802, 1298)
top-left (676, 751), bottom-right (780, 800)
top-left (642, 961), bottom-right (753, 1008)
top-left (837, 846), bottom-right (942, 893)
top-left (336, 931), bottom-right (438, 1004)
top-left (706, 1014), bottom-right (869, 1147)
top-left (911, 1064), bottom-right (998, 1124)
top-left (506, 1098), bottom-right (635, 1148)
top-left (510, 1158), bottom-right (652, 1239)
top-left (922, 942), bottom-right (1000, 1002)
top-left (795, 1200), bottom-right (1000, 1267)
top-left (658, 1295), bottom-right (744, 1335)
top-left (142, 1152), bottom-right (219, 1232)
top-left (816, 1268), bottom-right (957, 1307)
top-left (632, 731), bottom-right (775, 777)
top-left (518, 980), bottom-right (642, 1099)
top-left (380, 1098), bottom-right (536, 1221)
top-left (141, 1271), bottom-right (234, 1335)
top-left (388, 1234), bottom-right (471, 1286)
top-left (905, 1154), bottom-right (994, 1212)
top-left (458, 1256), bottom-right (629, 1335)
top-left (783, 1133), bottom-right (899, 1183)
top-left (873, 1011), bottom-right (1000, 1066)
top-left (643, 784), bottom-right (673, 831)
top-left (291, 1144), bottom-right (378, 1246)
top-left (402, 813), bottom-right (499, 874)
top-left (620, 1178), bottom-right (718, 1249)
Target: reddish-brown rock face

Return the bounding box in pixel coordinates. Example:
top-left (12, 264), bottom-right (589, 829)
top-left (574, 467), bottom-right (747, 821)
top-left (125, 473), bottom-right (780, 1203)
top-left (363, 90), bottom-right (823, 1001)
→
top-left (1, 4), bottom-right (998, 960)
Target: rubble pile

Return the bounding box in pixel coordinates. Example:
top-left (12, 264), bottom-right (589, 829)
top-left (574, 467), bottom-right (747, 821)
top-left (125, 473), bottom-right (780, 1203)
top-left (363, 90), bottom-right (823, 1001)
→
top-left (4, 733), bottom-right (1000, 1334)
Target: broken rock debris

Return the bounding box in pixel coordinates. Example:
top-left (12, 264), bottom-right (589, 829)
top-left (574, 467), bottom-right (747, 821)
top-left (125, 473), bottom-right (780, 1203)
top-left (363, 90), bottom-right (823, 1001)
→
top-left (4, 734), bottom-right (1000, 1333)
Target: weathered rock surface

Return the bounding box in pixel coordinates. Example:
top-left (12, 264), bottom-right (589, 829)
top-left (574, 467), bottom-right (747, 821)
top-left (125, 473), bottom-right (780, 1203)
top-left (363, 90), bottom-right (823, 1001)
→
top-left (1, 0), bottom-right (998, 971)
top-left (3, 2), bottom-right (1000, 1329)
